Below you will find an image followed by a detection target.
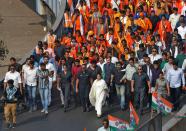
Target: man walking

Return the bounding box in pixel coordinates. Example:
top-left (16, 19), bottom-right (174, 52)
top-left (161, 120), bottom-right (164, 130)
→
top-left (103, 56), bottom-right (115, 105)
top-left (1, 80), bottom-right (19, 129)
top-left (76, 64), bottom-right (91, 112)
top-left (121, 58), bottom-right (137, 107)
top-left (37, 63), bottom-right (49, 114)
top-left (24, 61), bottom-right (38, 112)
top-left (131, 65), bottom-right (151, 115)
top-left (111, 62), bottom-right (126, 110)
top-left (167, 61), bottom-right (185, 111)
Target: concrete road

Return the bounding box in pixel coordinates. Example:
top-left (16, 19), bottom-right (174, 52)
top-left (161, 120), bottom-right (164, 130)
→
top-left (0, 101), bottom-right (152, 131)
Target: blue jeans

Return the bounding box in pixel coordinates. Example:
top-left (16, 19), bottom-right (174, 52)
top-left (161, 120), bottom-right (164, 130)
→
top-left (39, 88), bottom-right (49, 111)
top-left (27, 85), bottom-right (36, 109)
top-left (115, 84), bottom-right (126, 109)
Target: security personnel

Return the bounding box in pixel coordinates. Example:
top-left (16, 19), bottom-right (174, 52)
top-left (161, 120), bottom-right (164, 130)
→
top-left (57, 64), bottom-right (72, 112)
top-left (76, 63), bottom-right (91, 112)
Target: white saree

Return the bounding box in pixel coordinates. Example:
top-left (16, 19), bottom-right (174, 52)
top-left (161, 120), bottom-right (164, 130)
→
top-left (89, 79), bottom-right (108, 116)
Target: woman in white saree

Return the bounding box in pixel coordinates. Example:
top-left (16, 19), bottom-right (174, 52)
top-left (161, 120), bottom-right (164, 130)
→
top-left (89, 73), bottom-right (108, 118)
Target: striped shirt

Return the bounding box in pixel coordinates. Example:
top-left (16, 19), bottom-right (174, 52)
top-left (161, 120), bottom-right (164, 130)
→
top-left (37, 69), bottom-right (49, 89)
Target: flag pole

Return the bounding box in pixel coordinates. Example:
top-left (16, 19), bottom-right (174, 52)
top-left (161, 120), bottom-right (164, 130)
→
top-left (151, 107), bottom-right (153, 119)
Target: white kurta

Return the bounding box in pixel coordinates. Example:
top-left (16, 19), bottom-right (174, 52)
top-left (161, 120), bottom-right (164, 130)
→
top-left (89, 79), bottom-right (108, 115)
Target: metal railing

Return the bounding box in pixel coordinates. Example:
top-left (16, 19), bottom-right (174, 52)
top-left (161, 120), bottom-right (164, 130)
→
top-left (137, 113), bottom-right (162, 131)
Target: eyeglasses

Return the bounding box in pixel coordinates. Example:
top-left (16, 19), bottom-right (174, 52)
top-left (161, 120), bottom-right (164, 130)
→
top-left (152, 50), bottom-right (157, 52)
top-left (138, 68), bottom-right (142, 70)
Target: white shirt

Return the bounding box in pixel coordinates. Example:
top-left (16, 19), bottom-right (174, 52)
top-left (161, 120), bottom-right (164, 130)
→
top-left (44, 48), bottom-right (55, 58)
top-left (46, 63), bottom-right (55, 72)
top-left (4, 71), bottom-right (22, 88)
top-left (182, 59), bottom-right (186, 70)
top-left (97, 127), bottom-right (110, 131)
top-left (39, 63), bottom-right (55, 72)
top-left (22, 64), bottom-right (30, 84)
top-left (25, 67), bottom-right (38, 86)
top-left (97, 61), bottom-right (106, 72)
top-left (111, 57), bottom-right (118, 64)
top-left (162, 63), bottom-right (173, 79)
top-left (169, 13), bottom-right (180, 30)
top-left (177, 25), bottom-right (186, 39)
top-left (22, 64), bottom-right (30, 73)
top-left (181, 5), bottom-right (186, 16)
top-left (123, 64), bottom-right (137, 81)
top-left (167, 68), bottom-right (185, 88)
top-left (149, 54), bottom-right (162, 64)
top-left (104, 57), bottom-right (118, 65)
top-left (147, 65), bottom-right (152, 83)
top-left (120, 16), bottom-right (125, 25)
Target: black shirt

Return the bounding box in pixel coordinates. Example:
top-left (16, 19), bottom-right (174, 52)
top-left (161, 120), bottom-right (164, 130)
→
top-left (88, 65), bottom-right (102, 81)
top-left (54, 45), bottom-right (66, 58)
top-left (132, 72), bottom-right (149, 89)
top-left (103, 63), bottom-right (115, 83)
top-left (59, 71), bottom-right (72, 87)
top-left (66, 57), bottom-right (74, 70)
top-left (112, 68), bottom-right (125, 85)
top-left (137, 50), bottom-right (146, 60)
top-left (77, 70), bottom-right (90, 88)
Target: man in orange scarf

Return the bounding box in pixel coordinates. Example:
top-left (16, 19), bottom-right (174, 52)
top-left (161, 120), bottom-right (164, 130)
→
top-left (97, 17), bottom-right (107, 37)
top-left (91, 3), bottom-right (102, 38)
top-left (134, 12), bottom-right (152, 32)
top-left (64, 8), bottom-right (73, 34)
top-left (61, 31), bottom-right (72, 47)
top-left (45, 30), bottom-right (56, 49)
top-left (113, 17), bottom-right (123, 38)
top-left (72, 9), bottom-right (85, 36)
top-left (75, 30), bottom-right (85, 43)
top-left (156, 15), bottom-right (172, 41)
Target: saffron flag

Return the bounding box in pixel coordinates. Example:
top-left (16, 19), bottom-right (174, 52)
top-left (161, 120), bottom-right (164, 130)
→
top-left (108, 115), bottom-right (133, 131)
top-left (152, 92), bottom-right (173, 114)
top-left (129, 102), bottom-right (139, 128)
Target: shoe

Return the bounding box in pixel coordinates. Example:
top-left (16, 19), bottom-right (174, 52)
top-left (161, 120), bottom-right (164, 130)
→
top-left (86, 107), bottom-right (90, 112)
top-left (29, 108), bottom-right (32, 113)
top-left (97, 115), bottom-right (102, 118)
top-left (121, 108), bottom-right (125, 111)
top-left (12, 123), bottom-right (16, 128)
top-left (82, 108), bottom-right (86, 112)
top-left (64, 108), bottom-right (67, 112)
top-left (33, 106), bottom-right (37, 111)
top-left (61, 104), bottom-right (64, 108)
top-left (121, 106), bottom-right (127, 111)
top-left (41, 109), bottom-right (45, 113)
top-left (45, 110), bottom-right (48, 114)
top-left (6, 123), bottom-right (11, 129)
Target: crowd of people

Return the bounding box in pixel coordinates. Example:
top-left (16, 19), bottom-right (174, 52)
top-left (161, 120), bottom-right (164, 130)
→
top-left (1, 0), bottom-right (186, 129)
